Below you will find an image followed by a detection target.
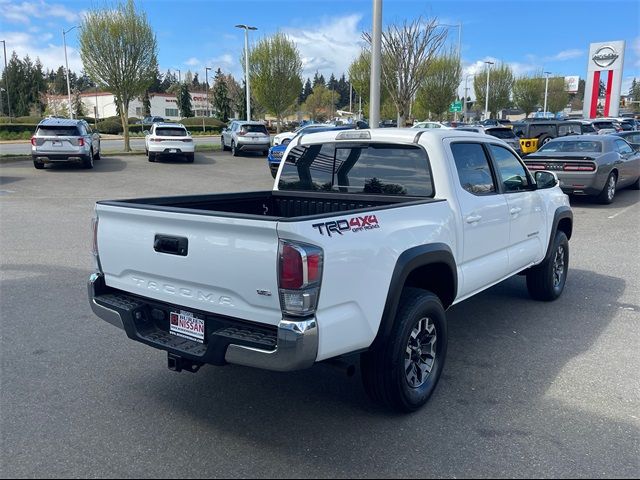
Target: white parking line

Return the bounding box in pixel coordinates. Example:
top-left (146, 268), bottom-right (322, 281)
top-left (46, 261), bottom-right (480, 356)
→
top-left (608, 204), bottom-right (636, 219)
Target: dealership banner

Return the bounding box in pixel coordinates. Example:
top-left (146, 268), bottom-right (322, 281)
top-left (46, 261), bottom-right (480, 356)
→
top-left (565, 76), bottom-right (580, 94)
top-left (583, 41), bottom-right (625, 119)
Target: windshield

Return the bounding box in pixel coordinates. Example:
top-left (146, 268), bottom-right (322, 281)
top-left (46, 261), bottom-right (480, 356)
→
top-left (155, 127), bottom-right (187, 136)
top-left (486, 128), bottom-right (516, 139)
top-left (241, 124), bottom-right (268, 135)
top-left (278, 143), bottom-right (433, 196)
top-left (537, 140), bottom-right (603, 153)
top-left (36, 126), bottom-right (81, 136)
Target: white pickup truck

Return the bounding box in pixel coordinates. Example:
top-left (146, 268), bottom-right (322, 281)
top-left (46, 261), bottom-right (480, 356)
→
top-left (89, 129), bottom-right (573, 412)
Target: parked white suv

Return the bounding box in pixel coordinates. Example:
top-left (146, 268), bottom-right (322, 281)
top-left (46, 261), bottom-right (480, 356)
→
top-left (144, 123), bottom-right (194, 163)
top-left (221, 121), bottom-right (270, 156)
top-left (31, 118), bottom-right (101, 169)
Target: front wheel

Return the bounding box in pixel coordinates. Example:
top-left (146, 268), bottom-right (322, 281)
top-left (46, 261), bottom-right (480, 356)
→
top-left (526, 230), bottom-right (569, 301)
top-left (33, 157), bottom-right (45, 169)
top-left (361, 288), bottom-right (447, 413)
top-left (597, 172), bottom-right (617, 204)
top-left (231, 141), bottom-right (239, 157)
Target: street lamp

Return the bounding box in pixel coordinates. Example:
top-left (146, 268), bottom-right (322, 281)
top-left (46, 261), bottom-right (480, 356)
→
top-left (543, 71), bottom-right (552, 117)
top-left (63, 26), bottom-right (79, 118)
top-left (0, 87), bottom-right (4, 116)
top-left (235, 24), bottom-right (257, 121)
top-left (369, 0), bottom-right (383, 128)
top-left (484, 61), bottom-right (494, 121)
top-left (175, 69), bottom-right (181, 83)
top-left (205, 67), bottom-right (212, 118)
top-left (0, 41), bottom-right (11, 119)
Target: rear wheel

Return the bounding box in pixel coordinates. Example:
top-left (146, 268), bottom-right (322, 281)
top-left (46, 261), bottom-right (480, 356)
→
top-left (526, 231), bottom-right (569, 301)
top-left (185, 153), bottom-right (195, 163)
top-left (597, 172), bottom-right (617, 204)
top-left (231, 141), bottom-right (239, 157)
top-left (361, 288), bottom-right (447, 412)
top-left (83, 152), bottom-right (94, 169)
top-left (93, 148), bottom-right (101, 160)
top-left (263, 150), bottom-right (269, 157)
top-left (148, 151), bottom-right (156, 162)
top-left (538, 134), bottom-right (552, 147)
top-left (630, 176), bottom-right (640, 190)
top-left (33, 157), bottom-right (45, 169)
top-left (221, 136), bottom-right (229, 151)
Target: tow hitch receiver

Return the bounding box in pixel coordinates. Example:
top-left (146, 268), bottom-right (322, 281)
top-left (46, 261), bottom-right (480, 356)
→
top-left (167, 353), bottom-right (203, 373)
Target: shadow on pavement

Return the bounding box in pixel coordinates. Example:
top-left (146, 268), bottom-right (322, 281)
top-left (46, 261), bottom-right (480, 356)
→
top-left (1, 264), bottom-right (637, 477)
top-left (569, 188), bottom-right (639, 209)
top-left (41, 156), bottom-right (127, 173)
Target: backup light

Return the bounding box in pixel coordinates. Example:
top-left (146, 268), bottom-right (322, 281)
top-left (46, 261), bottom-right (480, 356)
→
top-left (278, 240), bottom-right (323, 317)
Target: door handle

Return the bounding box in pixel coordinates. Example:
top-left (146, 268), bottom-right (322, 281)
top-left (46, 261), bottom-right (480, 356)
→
top-left (465, 214), bottom-right (482, 224)
top-left (510, 207), bottom-right (522, 215)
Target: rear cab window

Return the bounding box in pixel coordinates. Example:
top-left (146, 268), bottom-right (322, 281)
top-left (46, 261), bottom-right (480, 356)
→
top-left (278, 143), bottom-right (434, 196)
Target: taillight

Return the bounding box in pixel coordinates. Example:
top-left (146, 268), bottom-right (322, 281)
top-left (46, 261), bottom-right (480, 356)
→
top-left (526, 164), bottom-right (546, 170)
top-left (238, 130), bottom-right (246, 136)
top-left (78, 138), bottom-right (85, 146)
top-left (31, 136), bottom-right (37, 146)
top-left (563, 163), bottom-right (596, 171)
top-left (91, 215), bottom-right (102, 272)
top-left (278, 240), bottom-right (323, 317)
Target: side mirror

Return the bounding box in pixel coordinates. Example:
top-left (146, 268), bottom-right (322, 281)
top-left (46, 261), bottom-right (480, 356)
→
top-left (535, 170), bottom-right (558, 189)
top-left (187, 131), bottom-right (192, 136)
top-left (143, 130), bottom-right (150, 135)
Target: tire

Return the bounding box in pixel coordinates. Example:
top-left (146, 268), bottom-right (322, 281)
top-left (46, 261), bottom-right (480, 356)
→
top-left (83, 152), bottom-right (94, 169)
top-left (221, 136), bottom-right (229, 151)
top-left (596, 171), bottom-right (617, 204)
top-left (538, 134), bottom-right (552, 147)
top-left (630, 176), bottom-right (640, 190)
top-left (186, 153), bottom-right (195, 163)
top-left (270, 168), bottom-right (277, 179)
top-left (263, 150), bottom-right (269, 157)
top-left (148, 152), bottom-right (156, 162)
top-left (94, 148), bottom-right (101, 160)
top-left (231, 141), bottom-right (239, 157)
top-left (361, 288), bottom-right (448, 413)
top-left (526, 230), bottom-right (569, 301)
top-left (33, 157), bottom-right (45, 169)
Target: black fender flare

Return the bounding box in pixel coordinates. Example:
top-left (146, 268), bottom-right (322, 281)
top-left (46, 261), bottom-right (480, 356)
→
top-left (372, 243), bottom-right (457, 348)
top-left (543, 206), bottom-right (573, 263)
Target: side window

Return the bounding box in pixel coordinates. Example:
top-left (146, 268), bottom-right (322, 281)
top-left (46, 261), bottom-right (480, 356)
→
top-left (450, 143), bottom-right (497, 195)
top-left (581, 124), bottom-right (596, 133)
top-left (489, 144), bottom-right (531, 192)
top-left (84, 123), bottom-right (92, 134)
top-left (615, 140), bottom-right (633, 155)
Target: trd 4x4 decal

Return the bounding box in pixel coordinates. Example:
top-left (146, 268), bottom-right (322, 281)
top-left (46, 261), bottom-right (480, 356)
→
top-left (312, 215), bottom-right (380, 236)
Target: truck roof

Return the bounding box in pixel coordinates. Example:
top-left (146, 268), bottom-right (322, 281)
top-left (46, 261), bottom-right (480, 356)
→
top-left (297, 127), bottom-right (494, 145)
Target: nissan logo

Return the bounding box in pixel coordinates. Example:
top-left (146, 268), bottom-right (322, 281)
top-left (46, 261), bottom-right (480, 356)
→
top-left (592, 46), bottom-right (619, 68)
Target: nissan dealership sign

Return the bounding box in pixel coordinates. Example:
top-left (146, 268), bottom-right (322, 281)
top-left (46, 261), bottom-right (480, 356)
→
top-left (583, 40), bottom-right (625, 119)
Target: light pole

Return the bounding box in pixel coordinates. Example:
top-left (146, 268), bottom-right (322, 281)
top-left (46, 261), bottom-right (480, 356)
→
top-left (235, 24), bottom-right (257, 121)
top-left (175, 69), bottom-right (181, 83)
top-left (543, 71), bottom-right (552, 116)
top-left (463, 74), bottom-right (474, 121)
top-left (0, 87), bottom-right (4, 116)
top-left (370, 0), bottom-right (383, 128)
top-left (204, 66), bottom-right (211, 132)
top-left (484, 61), bottom-right (494, 121)
top-left (1, 40), bottom-right (12, 120)
top-left (63, 26), bottom-right (79, 118)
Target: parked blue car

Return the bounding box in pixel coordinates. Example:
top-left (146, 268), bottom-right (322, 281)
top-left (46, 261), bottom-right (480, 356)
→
top-left (267, 123), bottom-right (368, 178)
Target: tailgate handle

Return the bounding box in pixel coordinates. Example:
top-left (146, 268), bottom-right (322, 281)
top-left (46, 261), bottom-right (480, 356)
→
top-left (154, 235), bottom-right (188, 256)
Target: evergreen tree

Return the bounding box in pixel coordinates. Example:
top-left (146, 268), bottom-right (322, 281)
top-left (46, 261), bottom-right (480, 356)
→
top-left (301, 78), bottom-right (312, 102)
top-left (53, 66), bottom-right (67, 95)
top-left (313, 71), bottom-right (325, 88)
top-left (184, 70), bottom-right (194, 86)
top-left (177, 82), bottom-right (193, 117)
top-left (160, 69), bottom-right (176, 93)
top-left (212, 68), bottom-right (230, 121)
top-left (192, 72), bottom-right (200, 90)
top-left (72, 89), bottom-right (85, 117)
top-left (142, 91), bottom-right (151, 116)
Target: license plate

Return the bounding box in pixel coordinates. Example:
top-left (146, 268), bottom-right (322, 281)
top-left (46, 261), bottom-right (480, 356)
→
top-left (169, 310), bottom-right (205, 343)
top-left (52, 140), bottom-right (62, 147)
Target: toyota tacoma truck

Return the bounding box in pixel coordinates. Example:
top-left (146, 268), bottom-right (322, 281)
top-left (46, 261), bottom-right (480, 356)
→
top-left (88, 129), bottom-right (573, 412)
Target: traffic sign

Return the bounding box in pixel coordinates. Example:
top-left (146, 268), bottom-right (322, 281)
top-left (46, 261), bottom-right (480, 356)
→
top-left (449, 101), bottom-right (462, 112)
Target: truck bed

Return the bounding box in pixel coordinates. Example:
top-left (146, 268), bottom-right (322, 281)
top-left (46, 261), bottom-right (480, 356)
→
top-left (99, 190), bottom-right (437, 221)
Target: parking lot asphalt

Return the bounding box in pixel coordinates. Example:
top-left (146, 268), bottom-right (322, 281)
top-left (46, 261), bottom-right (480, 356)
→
top-left (1, 151), bottom-right (639, 478)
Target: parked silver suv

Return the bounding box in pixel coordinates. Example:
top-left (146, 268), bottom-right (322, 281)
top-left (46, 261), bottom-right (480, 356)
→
top-left (221, 120), bottom-right (270, 156)
top-left (31, 118), bottom-right (101, 169)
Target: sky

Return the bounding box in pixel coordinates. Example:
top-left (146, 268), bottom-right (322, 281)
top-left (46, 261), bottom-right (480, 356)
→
top-left (1, 0), bottom-right (639, 98)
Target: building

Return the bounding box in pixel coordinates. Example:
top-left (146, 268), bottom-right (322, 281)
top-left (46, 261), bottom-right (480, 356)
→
top-left (46, 91), bottom-right (213, 120)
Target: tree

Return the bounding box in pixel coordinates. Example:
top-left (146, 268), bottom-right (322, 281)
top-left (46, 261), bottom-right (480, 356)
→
top-left (348, 50), bottom-right (371, 106)
top-left (313, 71), bottom-right (325, 88)
top-left (225, 74), bottom-right (244, 119)
top-left (184, 70), bottom-right (194, 86)
top-left (79, 0), bottom-right (158, 151)
top-left (545, 77), bottom-right (570, 114)
top-left (212, 68), bottom-right (230, 121)
top-left (177, 83), bottom-right (193, 117)
top-left (512, 75), bottom-right (544, 118)
top-left (364, 17), bottom-right (447, 126)
top-left (160, 69), bottom-right (176, 93)
top-left (415, 50), bottom-right (461, 120)
top-left (248, 32), bottom-right (303, 132)
top-left (473, 62), bottom-right (514, 118)
top-left (301, 78), bottom-right (312, 103)
top-left (302, 84), bottom-right (335, 121)
top-left (72, 89), bottom-right (85, 117)
top-left (192, 72), bottom-right (200, 90)
top-left (629, 78), bottom-right (640, 112)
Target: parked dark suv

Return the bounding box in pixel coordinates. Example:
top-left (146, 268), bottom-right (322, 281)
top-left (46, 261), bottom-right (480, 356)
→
top-left (512, 120), bottom-right (582, 154)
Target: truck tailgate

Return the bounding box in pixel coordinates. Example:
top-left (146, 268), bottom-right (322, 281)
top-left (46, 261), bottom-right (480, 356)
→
top-left (96, 203), bottom-right (282, 326)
